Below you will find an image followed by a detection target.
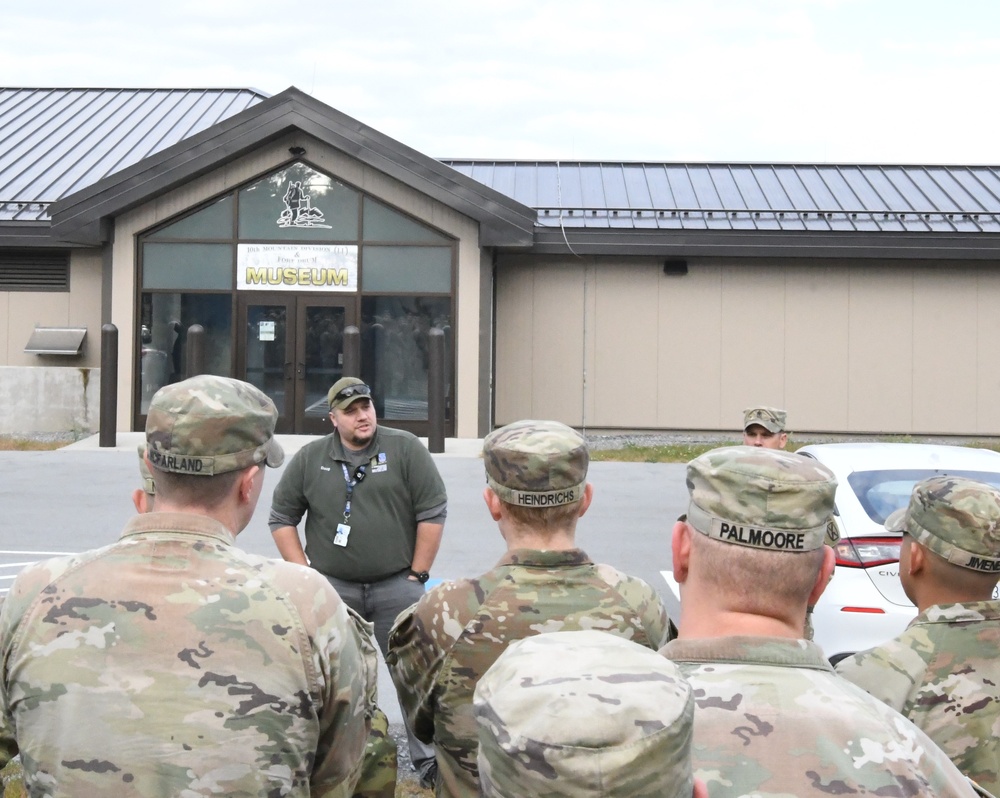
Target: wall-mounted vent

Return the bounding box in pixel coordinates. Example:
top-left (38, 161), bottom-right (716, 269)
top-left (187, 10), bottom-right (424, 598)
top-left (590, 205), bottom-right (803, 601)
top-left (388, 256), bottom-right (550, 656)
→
top-left (0, 250), bottom-right (70, 291)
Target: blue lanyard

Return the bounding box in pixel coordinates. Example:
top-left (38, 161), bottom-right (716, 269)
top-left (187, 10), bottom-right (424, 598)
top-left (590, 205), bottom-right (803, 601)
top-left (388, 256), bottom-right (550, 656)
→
top-left (341, 462), bottom-right (366, 522)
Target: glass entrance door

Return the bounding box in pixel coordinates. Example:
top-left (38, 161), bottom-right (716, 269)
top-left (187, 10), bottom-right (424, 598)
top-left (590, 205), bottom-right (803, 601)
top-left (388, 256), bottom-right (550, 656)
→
top-left (239, 295), bottom-right (354, 434)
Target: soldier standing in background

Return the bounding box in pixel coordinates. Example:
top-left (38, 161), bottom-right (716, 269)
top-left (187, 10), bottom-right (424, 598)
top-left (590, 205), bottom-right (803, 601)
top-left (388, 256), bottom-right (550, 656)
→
top-left (662, 446), bottom-right (980, 797)
top-left (742, 405), bottom-right (788, 448)
top-left (387, 419), bottom-right (671, 798)
top-left (837, 476), bottom-right (1000, 795)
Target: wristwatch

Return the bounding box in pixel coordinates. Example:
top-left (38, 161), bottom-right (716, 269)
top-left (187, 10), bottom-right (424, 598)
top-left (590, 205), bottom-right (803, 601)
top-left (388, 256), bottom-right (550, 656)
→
top-left (408, 569), bottom-right (430, 583)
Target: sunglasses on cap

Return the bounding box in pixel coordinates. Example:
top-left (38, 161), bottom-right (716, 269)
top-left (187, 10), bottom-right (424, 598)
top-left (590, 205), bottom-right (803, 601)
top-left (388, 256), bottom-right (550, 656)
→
top-left (334, 384), bottom-right (371, 401)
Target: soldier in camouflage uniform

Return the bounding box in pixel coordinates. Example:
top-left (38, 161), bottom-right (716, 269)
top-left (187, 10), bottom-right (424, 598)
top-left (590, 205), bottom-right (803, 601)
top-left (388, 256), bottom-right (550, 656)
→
top-left (661, 446), bottom-right (981, 798)
top-left (836, 476), bottom-right (1000, 795)
top-left (386, 419), bottom-right (671, 798)
top-left (0, 375), bottom-right (370, 796)
top-left (135, 438), bottom-right (397, 798)
top-left (474, 630), bottom-right (707, 798)
top-left (742, 405), bottom-right (788, 449)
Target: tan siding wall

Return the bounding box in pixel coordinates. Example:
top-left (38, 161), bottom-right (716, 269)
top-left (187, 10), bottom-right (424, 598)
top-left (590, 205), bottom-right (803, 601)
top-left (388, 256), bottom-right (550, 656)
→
top-left (0, 250), bottom-right (101, 368)
top-left (495, 256), bottom-right (1000, 436)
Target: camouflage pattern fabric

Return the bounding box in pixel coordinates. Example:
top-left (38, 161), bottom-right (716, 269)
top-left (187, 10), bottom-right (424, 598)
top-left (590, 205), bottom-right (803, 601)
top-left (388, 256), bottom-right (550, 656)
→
top-left (885, 476), bottom-right (1000, 572)
top-left (662, 636), bottom-right (979, 797)
top-left (836, 601), bottom-right (1000, 795)
top-left (482, 419), bottom-right (588, 507)
top-left (474, 630), bottom-right (695, 798)
top-left (0, 511), bottom-right (369, 796)
top-left (686, 446), bottom-right (837, 552)
top-left (146, 374), bottom-right (284, 476)
top-left (386, 548), bottom-right (671, 798)
top-left (743, 406), bottom-right (786, 432)
top-left (345, 607), bottom-right (398, 798)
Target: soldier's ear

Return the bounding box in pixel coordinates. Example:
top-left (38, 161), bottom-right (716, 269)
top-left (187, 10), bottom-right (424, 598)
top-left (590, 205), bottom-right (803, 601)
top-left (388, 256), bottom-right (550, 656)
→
top-left (693, 778), bottom-right (709, 798)
top-left (483, 487), bottom-right (503, 521)
top-left (808, 546), bottom-right (837, 605)
top-left (672, 521), bottom-right (692, 583)
top-left (576, 483), bottom-right (594, 518)
top-left (132, 488), bottom-right (147, 514)
top-left (908, 540), bottom-right (926, 576)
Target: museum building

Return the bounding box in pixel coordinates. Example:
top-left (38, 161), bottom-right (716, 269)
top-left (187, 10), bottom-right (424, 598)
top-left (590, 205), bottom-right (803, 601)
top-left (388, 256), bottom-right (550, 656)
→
top-left (2, 86), bottom-right (1000, 439)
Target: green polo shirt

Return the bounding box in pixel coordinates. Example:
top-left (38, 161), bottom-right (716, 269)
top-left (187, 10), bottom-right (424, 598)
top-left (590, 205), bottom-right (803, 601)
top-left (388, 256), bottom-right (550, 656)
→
top-left (270, 426), bottom-right (447, 582)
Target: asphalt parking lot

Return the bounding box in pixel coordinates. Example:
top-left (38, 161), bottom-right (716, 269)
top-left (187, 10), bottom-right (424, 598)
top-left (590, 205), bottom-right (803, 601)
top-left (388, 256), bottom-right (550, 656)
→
top-left (0, 433), bottom-right (689, 726)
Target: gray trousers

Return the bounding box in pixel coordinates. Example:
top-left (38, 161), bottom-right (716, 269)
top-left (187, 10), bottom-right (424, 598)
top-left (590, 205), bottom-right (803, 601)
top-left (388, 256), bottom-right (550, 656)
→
top-left (326, 571), bottom-right (436, 771)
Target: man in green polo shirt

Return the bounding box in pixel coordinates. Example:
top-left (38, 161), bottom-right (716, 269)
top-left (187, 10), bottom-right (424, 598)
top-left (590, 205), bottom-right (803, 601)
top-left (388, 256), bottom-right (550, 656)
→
top-left (269, 376), bottom-right (446, 786)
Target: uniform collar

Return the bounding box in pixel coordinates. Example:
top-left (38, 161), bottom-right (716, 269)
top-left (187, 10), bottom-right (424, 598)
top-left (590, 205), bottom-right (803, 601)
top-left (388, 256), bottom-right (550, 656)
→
top-left (662, 635), bottom-right (833, 672)
top-left (119, 511), bottom-right (236, 545)
top-left (497, 548), bottom-right (592, 567)
top-left (916, 601), bottom-right (1000, 625)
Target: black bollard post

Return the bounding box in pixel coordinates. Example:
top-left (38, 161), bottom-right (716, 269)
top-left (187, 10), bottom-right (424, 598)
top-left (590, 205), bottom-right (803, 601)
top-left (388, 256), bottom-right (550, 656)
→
top-left (428, 327), bottom-right (445, 453)
top-left (186, 324), bottom-right (205, 378)
top-left (99, 324), bottom-right (118, 448)
top-left (343, 325), bottom-right (360, 378)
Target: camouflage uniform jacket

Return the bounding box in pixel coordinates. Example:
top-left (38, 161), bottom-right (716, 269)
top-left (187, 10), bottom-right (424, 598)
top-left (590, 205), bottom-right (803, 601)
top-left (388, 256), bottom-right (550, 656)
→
top-left (0, 512), bottom-right (370, 797)
top-left (386, 547), bottom-right (670, 798)
top-left (836, 601), bottom-right (1000, 795)
top-left (662, 636), bottom-right (979, 798)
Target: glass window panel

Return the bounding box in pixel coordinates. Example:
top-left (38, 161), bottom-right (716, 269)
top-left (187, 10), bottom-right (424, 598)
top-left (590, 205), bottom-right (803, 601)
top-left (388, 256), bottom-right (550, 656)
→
top-left (363, 197), bottom-right (450, 243)
top-left (142, 243), bottom-right (233, 290)
top-left (360, 296), bottom-right (452, 421)
top-left (362, 246), bottom-right (452, 293)
top-left (303, 306), bottom-right (347, 418)
top-left (146, 196), bottom-right (233, 240)
top-left (238, 163), bottom-right (360, 241)
top-left (244, 304), bottom-right (289, 416)
top-left (139, 293), bottom-right (233, 412)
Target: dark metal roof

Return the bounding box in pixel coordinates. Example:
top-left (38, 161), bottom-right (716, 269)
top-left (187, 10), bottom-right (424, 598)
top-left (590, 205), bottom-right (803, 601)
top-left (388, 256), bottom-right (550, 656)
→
top-left (441, 161), bottom-right (1000, 234)
top-left (46, 87), bottom-right (536, 248)
top-left (0, 88), bottom-right (269, 222)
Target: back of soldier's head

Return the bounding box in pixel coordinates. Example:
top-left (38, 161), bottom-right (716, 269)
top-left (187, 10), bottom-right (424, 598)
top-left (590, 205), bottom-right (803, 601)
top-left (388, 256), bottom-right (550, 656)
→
top-left (483, 419), bottom-right (589, 529)
top-left (685, 446), bottom-right (837, 605)
top-left (145, 375), bottom-right (284, 506)
top-left (474, 630), bottom-right (695, 798)
top-left (887, 475), bottom-right (1000, 592)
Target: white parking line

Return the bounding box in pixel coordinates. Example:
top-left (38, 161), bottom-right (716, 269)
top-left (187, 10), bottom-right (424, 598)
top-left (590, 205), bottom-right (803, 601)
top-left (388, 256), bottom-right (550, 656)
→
top-left (0, 551), bottom-right (74, 556)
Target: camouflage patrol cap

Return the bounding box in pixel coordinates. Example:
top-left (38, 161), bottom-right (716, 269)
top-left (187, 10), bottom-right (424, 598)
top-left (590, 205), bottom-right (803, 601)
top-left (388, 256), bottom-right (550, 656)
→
top-left (146, 375), bottom-right (284, 476)
top-left (327, 377), bottom-right (372, 412)
top-left (483, 420), bottom-right (588, 508)
top-left (137, 444), bottom-right (155, 496)
top-left (744, 405), bottom-right (787, 433)
top-left (686, 446), bottom-right (837, 552)
top-left (474, 630), bottom-right (694, 798)
top-left (886, 476), bottom-right (1000, 573)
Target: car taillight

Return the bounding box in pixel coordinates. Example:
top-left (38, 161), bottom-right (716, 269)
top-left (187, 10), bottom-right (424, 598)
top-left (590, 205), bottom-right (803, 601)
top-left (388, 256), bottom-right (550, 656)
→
top-left (834, 537), bottom-right (901, 568)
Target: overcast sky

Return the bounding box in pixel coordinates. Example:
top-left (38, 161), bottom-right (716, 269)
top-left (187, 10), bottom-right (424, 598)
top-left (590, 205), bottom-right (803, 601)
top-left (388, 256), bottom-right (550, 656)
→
top-left (4, 1), bottom-right (998, 163)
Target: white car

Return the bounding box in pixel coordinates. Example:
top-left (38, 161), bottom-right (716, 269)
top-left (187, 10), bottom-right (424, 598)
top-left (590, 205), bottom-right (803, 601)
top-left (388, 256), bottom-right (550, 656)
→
top-left (661, 442), bottom-right (1000, 663)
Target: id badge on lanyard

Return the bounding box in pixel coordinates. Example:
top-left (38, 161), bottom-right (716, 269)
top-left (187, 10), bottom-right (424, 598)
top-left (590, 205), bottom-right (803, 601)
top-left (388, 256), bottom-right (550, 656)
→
top-left (335, 462), bottom-right (366, 547)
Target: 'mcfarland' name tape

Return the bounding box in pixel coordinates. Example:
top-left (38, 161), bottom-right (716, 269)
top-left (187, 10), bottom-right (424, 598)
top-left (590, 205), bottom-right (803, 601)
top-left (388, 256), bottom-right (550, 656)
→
top-left (488, 477), bottom-right (585, 508)
top-left (686, 503), bottom-right (826, 552)
top-left (148, 448), bottom-right (215, 475)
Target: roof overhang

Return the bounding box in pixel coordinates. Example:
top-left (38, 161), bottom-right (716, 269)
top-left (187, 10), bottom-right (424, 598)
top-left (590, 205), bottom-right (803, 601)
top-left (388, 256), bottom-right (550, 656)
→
top-left (0, 222), bottom-right (76, 248)
top-left (528, 228), bottom-right (1000, 260)
top-left (48, 87), bottom-right (536, 248)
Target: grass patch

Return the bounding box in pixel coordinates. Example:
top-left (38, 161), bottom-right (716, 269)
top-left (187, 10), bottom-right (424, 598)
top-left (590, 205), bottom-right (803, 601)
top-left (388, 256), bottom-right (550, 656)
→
top-left (590, 442), bottom-right (735, 463)
top-left (590, 438), bottom-right (1000, 463)
top-left (0, 439), bottom-right (66, 452)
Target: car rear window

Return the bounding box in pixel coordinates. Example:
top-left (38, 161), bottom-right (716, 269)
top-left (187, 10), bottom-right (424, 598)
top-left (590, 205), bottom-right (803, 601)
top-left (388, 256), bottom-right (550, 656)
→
top-left (847, 469), bottom-right (1000, 524)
